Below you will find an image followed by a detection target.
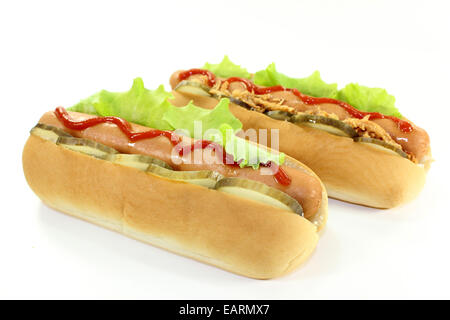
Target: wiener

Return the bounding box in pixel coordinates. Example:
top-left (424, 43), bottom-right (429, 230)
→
top-left (169, 60), bottom-right (431, 208)
top-left (22, 82), bottom-right (328, 279)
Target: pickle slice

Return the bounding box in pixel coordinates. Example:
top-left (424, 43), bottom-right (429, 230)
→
top-left (107, 154), bottom-right (173, 171)
top-left (264, 110), bottom-right (293, 121)
top-left (174, 80), bottom-right (212, 97)
top-left (31, 123), bottom-right (72, 142)
top-left (56, 137), bottom-right (118, 159)
top-left (354, 137), bottom-right (408, 159)
top-left (291, 114), bottom-right (358, 138)
top-left (219, 95), bottom-right (254, 110)
top-left (146, 164), bottom-right (223, 188)
top-left (214, 178), bottom-right (303, 216)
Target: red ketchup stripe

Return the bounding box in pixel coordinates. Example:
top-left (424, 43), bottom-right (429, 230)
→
top-left (178, 69), bottom-right (413, 133)
top-left (54, 107), bottom-right (291, 186)
top-left (175, 140), bottom-right (240, 167)
top-left (178, 68), bottom-right (217, 87)
top-left (261, 161), bottom-right (292, 186)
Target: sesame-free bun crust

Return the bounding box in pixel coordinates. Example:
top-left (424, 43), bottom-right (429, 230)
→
top-left (23, 134), bottom-right (321, 279)
top-left (170, 91), bottom-right (428, 208)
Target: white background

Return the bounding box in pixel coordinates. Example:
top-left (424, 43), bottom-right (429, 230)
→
top-left (1, 0), bottom-right (449, 299)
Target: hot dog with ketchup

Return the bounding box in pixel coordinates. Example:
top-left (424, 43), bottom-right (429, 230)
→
top-left (22, 78), bottom-right (328, 279)
top-left (169, 56), bottom-right (431, 208)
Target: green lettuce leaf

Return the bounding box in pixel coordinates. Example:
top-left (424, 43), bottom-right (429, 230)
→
top-left (163, 98), bottom-right (242, 139)
top-left (204, 124), bottom-right (285, 169)
top-left (69, 78), bottom-right (284, 168)
top-left (203, 55), bottom-right (251, 79)
top-left (70, 92), bottom-right (101, 115)
top-left (337, 83), bottom-right (401, 117)
top-left (70, 78), bottom-right (173, 130)
top-left (254, 63), bottom-right (338, 99)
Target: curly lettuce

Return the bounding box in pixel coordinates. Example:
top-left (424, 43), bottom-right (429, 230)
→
top-left (202, 55), bottom-right (251, 79)
top-left (337, 83), bottom-right (401, 117)
top-left (254, 63), bottom-right (338, 99)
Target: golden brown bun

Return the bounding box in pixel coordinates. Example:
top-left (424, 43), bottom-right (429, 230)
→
top-left (170, 91), bottom-right (428, 208)
top-left (23, 134), bottom-right (323, 279)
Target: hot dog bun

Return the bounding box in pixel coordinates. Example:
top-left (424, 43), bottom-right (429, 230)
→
top-left (23, 118), bottom-right (327, 279)
top-left (170, 91), bottom-right (429, 208)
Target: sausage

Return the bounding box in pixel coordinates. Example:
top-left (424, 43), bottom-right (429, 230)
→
top-left (39, 111), bottom-right (323, 218)
top-left (170, 71), bottom-right (430, 162)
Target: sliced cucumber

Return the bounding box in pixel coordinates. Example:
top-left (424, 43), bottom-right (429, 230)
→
top-left (354, 137), bottom-right (408, 159)
top-left (215, 177), bottom-right (303, 216)
top-left (219, 94), bottom-right (254, 110)
top-left (147, 164), bottom-right (223, 188)
top-left (174, 80), bottom-right (212, 97)
top-left (264, 110), bottom-right (293, 121)
top-left (291, 114), bottom-right (358, 138)
top-left (108, 154), bottom-right (172, 171)
top-left (31, 123), bottom-right (72, 142)
top-left (56, 137), bottom-right (118, 159)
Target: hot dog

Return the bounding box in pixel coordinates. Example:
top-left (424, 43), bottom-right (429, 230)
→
top-left (22, 80), bottom-right (328, 279)
top-left (169, 59), bottom-right (431, 208)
